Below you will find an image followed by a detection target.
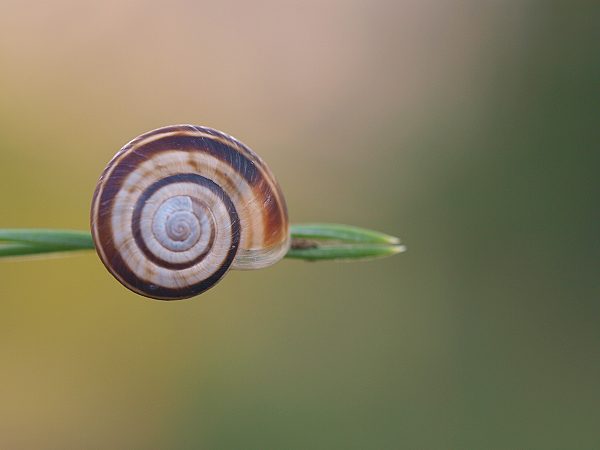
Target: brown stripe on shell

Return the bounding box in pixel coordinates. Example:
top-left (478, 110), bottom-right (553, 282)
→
top-left (253, 176), bottom-right (289, 247)
top-left (211, 165), bottom-right (255, 248)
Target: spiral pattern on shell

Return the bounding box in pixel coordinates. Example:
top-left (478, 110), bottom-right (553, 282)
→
top-left (91, 125), bottom-right (290, 300)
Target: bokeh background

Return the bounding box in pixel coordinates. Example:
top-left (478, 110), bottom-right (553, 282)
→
top-left (0, 0), bottom-right (598, 448)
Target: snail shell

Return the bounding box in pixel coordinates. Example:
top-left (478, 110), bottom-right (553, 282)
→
top-left (90, 125), bottom-right (290, 300)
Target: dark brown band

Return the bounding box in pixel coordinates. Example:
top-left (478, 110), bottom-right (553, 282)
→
top-left (131, 173), bottom-right (226, 271)
top-left (98, 174), bottom-right (240, 300)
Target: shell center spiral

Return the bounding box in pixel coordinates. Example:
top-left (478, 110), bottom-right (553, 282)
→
top-left (152, 195), bottom-right (206, 252)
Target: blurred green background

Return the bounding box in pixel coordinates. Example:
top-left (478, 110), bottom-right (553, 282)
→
top-left (0, 1), bottom-right (598, 448)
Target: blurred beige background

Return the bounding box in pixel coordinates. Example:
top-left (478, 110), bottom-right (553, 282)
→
top-left (0, 0), bottom-right (598, 448)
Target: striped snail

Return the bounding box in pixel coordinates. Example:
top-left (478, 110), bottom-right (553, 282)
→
top-left (91, 125), bottom-right (290, 300)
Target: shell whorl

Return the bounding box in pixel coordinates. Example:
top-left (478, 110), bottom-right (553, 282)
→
top-left (90, 125), bottom-right (290, 300)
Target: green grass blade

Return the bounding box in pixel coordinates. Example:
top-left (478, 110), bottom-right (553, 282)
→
top-left (286, 243), bottom-right (406, 261)
top-left (290, 223), bottom-right (400, 244)
top-left (0, 242), bottom-right (89, 258)
top-left (0, 229), bottom-right (94, 259)
top-left (0, 229), bottom-right (94, 249)
top-left (0, 225), bottom-right (405, 262)
top-left (289, 223), bottom-right (404, 261)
